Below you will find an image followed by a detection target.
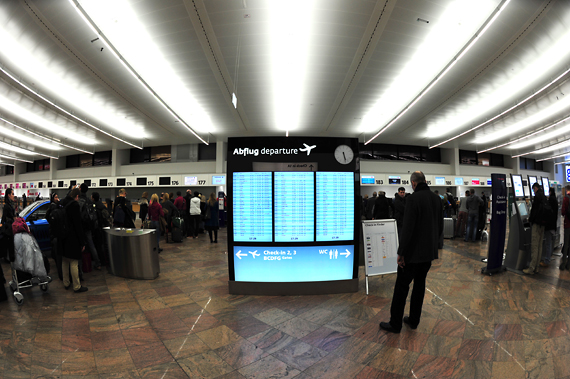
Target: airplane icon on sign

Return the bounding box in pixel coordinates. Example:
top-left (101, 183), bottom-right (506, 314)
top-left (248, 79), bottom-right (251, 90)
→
top-left (249, 250), bottom-right (260, 258)
top-left (299, 143), bottom-right (316, 156)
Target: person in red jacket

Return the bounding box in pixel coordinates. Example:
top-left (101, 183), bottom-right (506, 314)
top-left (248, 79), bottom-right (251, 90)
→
top-left (560, 185), bottom-right (570, 269)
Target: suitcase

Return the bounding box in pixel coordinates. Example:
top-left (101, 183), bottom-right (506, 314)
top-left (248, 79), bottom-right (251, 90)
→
top-left (172, 217), bottom-right (184, 243)
top-left (443, 218), bottom-right (454, 239)
top-left (172, 227), bottom-right (183, 243)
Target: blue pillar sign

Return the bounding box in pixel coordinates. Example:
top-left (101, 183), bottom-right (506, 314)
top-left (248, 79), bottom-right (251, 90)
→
top-left (483, 173), bottom-right (507, 274)
top-left (566, 165), bottom-right (570, 182)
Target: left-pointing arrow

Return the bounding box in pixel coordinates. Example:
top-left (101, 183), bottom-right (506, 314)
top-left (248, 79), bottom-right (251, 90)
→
top-left (236, 250), bottom-right (247, 259)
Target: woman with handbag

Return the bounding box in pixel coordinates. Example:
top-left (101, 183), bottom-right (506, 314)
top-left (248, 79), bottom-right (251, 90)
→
top-left (148, 194), bottom-right (164, 253)
top-left (204, 193), bottom-right (219, 243)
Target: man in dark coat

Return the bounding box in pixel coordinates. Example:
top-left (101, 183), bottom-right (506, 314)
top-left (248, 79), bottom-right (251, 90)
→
top-left (373, 191), bottom-right (392, 220)
top-left (524, 183), bottom-right (547, 275)
top-left (380, 171), bottom-right (443, 333)
top-left (394, 187), bottom-right (406, 240)
top-left (365, 192), bottom-right (377, 220)
top-left (60, 188), bottom-right (88, 293)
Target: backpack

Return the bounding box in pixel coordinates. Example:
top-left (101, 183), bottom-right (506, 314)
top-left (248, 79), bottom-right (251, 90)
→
top-left (78, 197), bottom-right (98, 230)
top-left (114, 205), bottom-right (125, 224)
top-left (48, 205), bottom-right (67, 239)
top-left (446, 193), bottom-right (455, 210)
top-left (100, 207), bottom-right (112, 228)
top-left (538, 198), bottom-right (554, 226)
top-left (12, 217), bottom-right (30, 235)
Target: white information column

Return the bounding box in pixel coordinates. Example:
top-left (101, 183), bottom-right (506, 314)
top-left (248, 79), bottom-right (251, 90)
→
top-left (361, 220), bottom-right (399, 294)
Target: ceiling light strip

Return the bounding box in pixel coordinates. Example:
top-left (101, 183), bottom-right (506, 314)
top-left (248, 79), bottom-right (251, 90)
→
top-left (0, 116), bottom-right (91, 155)
top-left (433, 66), bottom-right (570, 149)
top-left (0, 153), bottom-right (32, 163)
top-left (0, 65), bottom-right (141, 150)
top-left (365, 0), bottom-right (511, 145)
top-left (0, 139), bottom-right (58, 159)
top-left (68, 0), bottom-right (208, 145)
top-left (512, 139), bottom-right (570, 158)
top-left (554, 159), bottom-right (570, 166)
top-left (537, 151), bottom-right (570, 162)
top-left (0, 161), bottom-right (14, 167)
top-left (478, 115), bottom-right (570, 153)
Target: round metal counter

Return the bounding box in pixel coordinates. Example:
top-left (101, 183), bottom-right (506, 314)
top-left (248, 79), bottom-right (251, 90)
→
top-left (104, 228), bottom-right (160, 280)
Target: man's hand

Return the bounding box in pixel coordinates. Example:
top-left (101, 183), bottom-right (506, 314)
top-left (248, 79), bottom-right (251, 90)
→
top-left (397, 255), bottom-right (405, 268)
top-left (81, 246), bottom-right (86, 253)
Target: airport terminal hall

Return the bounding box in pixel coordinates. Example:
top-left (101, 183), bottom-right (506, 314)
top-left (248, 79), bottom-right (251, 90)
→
top-left (3, 0), bottom-right (570, 378)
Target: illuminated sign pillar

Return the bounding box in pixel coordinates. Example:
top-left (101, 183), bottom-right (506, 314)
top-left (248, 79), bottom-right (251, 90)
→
top-left (227, 137), bottom-right (360, 295)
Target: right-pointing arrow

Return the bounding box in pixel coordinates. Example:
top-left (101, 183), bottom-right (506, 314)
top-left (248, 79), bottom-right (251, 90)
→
top-left (340, 249), bottom-right (351, 258)
top-left (236, 250), bottom-right (247, 259)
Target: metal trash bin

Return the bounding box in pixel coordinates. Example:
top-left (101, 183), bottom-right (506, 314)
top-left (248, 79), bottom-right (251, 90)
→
top-left (105, 228), bottom-right (160, 279)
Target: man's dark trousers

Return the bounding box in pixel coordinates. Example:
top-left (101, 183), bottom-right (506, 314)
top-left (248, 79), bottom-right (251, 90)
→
top-left (389, 261), bottom-right (432, 330)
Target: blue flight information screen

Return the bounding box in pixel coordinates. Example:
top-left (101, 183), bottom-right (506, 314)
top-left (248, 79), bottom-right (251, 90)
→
top-left (274, 172), bottom-right (315, 242)
top-left (233, 172), bottom-right (273, 242)
top-left (316, 172), bottom-right (354, 241)
top-left (233, 245), bottom-right (354, 282)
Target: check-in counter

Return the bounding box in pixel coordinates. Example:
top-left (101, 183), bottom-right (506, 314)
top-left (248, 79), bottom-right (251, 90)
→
top-left (105, 228), bottom-right (160, 279)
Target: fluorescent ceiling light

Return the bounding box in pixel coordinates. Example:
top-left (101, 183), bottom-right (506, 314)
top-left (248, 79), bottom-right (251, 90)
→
top-left (509, 118), bottom-right (570, 150)
top-left (0, 116), bottom-right (92, 154)
top-left (0, 140), bottom-right (57, 159)
top-left (0, 161), bottom-right (14, 167)
top-left (537, 151), bottom-right (570, 162)
top-left (0, 153), bottom-right (32, 163)
top-left (270, 0), bottom-right (315, 132)
top-left (72, 0), bottom-right (210, 144)
top-left (364, 0), bottom-right (508, 143)
top-left (0, 14), bottom-right (145, 145)
top-left (0, 93), bottom-right (94, 146)
top-left (0, 65), bottom-right (141, 150)
top-left (475, 94), bottom-right (570, 144)
top-left (478, 115), bottom-right (570, 153)
top-left (513, 139), bottom-right (570, 158)
top-left (427, 19), bottom-right (570, 142)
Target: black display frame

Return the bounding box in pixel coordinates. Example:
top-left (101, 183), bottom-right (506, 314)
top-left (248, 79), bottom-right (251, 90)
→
top-left (226, 136), bottom-right (360, 295)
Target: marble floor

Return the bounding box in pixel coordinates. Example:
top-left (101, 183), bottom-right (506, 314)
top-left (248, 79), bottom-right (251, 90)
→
top-left (1, 230), bottom-right (570, 378)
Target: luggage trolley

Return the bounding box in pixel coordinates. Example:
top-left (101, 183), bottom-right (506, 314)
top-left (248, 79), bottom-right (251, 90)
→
top-left (9, 268), bottom-right (51, 305)
top-left (8, 229), bottom-right (52, 305)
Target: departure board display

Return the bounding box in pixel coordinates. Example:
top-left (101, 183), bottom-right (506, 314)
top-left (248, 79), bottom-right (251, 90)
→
top-left (233, 172), bottom-right (273, 242)
top-left (316, 172), bottom-right (354, 241)
top-left (274, 172), bottom-right (315, 242)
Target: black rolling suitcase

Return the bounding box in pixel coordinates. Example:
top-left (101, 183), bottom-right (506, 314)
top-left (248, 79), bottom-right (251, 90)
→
top-left (171, 217), bottom-right (184, 243)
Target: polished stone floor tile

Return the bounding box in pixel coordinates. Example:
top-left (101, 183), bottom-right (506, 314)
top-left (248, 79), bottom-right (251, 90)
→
top-left (4, 232), bottom-right (570, 378)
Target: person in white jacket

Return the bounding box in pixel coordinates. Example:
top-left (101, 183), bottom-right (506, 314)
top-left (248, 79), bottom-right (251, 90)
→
top-left (188, 193), bottom-right (202, 238)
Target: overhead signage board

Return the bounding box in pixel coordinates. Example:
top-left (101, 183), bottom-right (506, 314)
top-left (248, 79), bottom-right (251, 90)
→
top-left (212, 175), bottom-right (226, 185)
top-left (227, 137), bottom-right (359, 294)
top-left (361, 175), bottom-right (375, 185)
top-left (435, 176), bottom-right (445, 186)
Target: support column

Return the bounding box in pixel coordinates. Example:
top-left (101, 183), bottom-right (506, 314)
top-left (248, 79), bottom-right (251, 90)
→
top-left (216, 141), bottom-right (227, 173)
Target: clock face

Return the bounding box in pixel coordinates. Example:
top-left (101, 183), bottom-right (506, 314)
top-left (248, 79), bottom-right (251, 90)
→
top-left (334, 144), bottom-right (354, 164)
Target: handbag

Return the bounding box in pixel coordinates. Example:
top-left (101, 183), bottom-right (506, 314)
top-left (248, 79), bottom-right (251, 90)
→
top-left (204, 205), bottom-right (211, 221)
top-left (143, 220), bottom-right (152, 229)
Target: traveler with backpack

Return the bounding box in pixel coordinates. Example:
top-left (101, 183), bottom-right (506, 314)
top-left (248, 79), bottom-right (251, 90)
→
top-left (79, 183), bottom-right (101, 270)
top-left (524, 183), bottom-right (549, 275)
top-left (373, 191), bottom-right (392, 220)
top-left (91, 192), bottom-right (110, 267)
top-left (113, 189), bottom-right (135, 228)
top-left (0, 188), bottom-right (16, 297)
top-left (60, 188), bottom-right (88, 292)
top-left (540, 187), bottom-right (558, 267)
top-left (46, 193), bottom-right (64, 281)
top-left (139, 192), bottom-right (149, 228)
top-left (560, 185), bottom-right (570, 270)
top-left (189, 192), bottom-right (202, 238)
top-left (205, 193), bottom-right (219, 243)
top-left (464, 189), bottom-right (483, 242)
top-left (148, 194), bottom-right (164, 253)
top-left (445, 188), bottom-right (455, 218)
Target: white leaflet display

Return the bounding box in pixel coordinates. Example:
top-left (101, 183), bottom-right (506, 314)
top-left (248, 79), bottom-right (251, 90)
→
top-left (361, 219), bottom-right (398, 293)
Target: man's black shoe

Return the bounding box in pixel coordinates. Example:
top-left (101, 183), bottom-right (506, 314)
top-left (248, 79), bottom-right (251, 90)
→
top-left (403, 316), bottom-right (418, 329)
top-left (379, 322), bottom-right (400, 334)
top-left (74, 286), bottom-right (88, 293)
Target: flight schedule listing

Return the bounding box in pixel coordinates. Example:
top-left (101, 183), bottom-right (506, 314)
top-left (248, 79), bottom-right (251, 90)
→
top-left (233, 172), bottom-right (273, 242)
top-left (316, 172), bottom-right (354, 241)
top-left (274, 172), bottom-right (315, 242)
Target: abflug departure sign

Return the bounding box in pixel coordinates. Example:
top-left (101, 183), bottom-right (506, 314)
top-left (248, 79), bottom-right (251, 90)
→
top-left (232, 143), bottom-right (316, 157)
